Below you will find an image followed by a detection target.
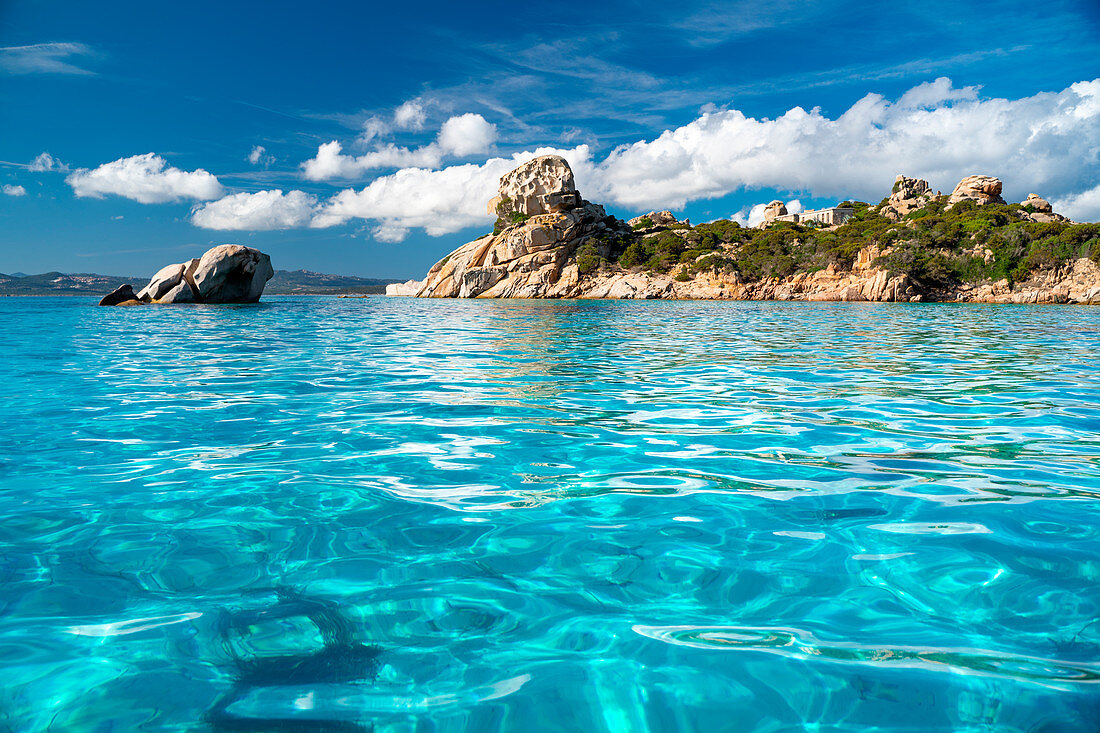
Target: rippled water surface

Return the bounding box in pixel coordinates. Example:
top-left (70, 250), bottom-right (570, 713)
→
top-left (2, 296), bottom-right (1099, 731)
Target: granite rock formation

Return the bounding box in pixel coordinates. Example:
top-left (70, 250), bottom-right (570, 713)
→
top-left (398, 161), bottom-right (1095, 304)
top-left (99, 244), bottom-right (274, 306)
top-left (414, 155), bottom-right (630, 298)
top-left (877, 175), bottom-right (937, 220)
top-left (948, 175), bottom-right (1007, 207)
top-left (762, 200), bottom-right (788, 223)
top-left (628, 211), bottom-right (689, 233)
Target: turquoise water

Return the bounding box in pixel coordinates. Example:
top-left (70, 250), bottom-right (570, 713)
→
top-left (1, 296), bottom-right (1098, 731)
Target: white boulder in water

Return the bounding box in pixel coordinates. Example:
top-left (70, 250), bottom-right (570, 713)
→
top-left (103, 244), bottom-right (274, 305)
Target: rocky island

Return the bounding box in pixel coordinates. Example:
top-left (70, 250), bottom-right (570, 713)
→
top-left (99, 244), bottom-right (274, 306)
top-left (391, 155), bottom-right (1100, 304)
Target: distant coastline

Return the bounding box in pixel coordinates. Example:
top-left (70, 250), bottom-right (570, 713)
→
top-left (0, 270), bottom-right (403, 297)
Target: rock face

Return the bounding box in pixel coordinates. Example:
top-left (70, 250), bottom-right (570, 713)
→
top-left (385, 279), bottom-right (423, 296)
top-left (762, 200), bottom-right (787, 222)
top-left (1022, 193), bottom-right (1052, 213)
top-left (628, 211), bottom-right (688, 233)
top-left (399, 160), bottom-right (1098, 304)
top-left (948, 175), bottom-right (1007, 207)
top-left (99, 245), bottom-right (273, 306)
top-left (98, 283), bottom-right (142, 306)
top-left (878, 175), bottom-right (936, 220)
top-left (1018, 193), bottom-right (1069, 223)
top-left (953, 259), bottom-right (1100, 304)
top-left (486, 155), bottom-right (580, 218)
top-left (416, 155), bottom-right (630, 299)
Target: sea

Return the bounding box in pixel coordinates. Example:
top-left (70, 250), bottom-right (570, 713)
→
top-left (1, 295), bottom-right (1098, 731)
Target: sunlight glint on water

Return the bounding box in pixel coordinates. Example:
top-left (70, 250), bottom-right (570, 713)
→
top-left (1, 296), bottom-right (1098, 731)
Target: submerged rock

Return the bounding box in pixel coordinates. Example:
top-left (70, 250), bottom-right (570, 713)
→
top-left (99, 245), bottom-right (273, 306)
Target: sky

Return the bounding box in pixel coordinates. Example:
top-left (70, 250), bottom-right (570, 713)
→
top-left (2, 0), bottom-right (1099, 279)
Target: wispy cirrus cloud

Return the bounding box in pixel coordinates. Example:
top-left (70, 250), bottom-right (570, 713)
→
top-left (0, 42), bottom-right (96, 75)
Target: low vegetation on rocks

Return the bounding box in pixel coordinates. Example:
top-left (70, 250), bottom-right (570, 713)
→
top-left (400, 155), bottom-right (1100, 303)
top-left (597, 198), bottom-right (1100, 294)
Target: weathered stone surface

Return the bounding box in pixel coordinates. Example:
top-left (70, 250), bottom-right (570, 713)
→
top-left (948, 175), bottom-right (1006, 207)
top-left (385, 279), bottom-right (424, 296)
top-left (415, 155), bottom-right (626, 299)
top-left (137, 263), bottom-right (185, 302)
top-left (878, 174), bottom-right (937, 220)
top-left (99, 245), bottom-right (273, 306)
top-left (486, 155), bottom-right (579, 218)
top-left (763, 200), bottom-right (787, 222)
top-left (402, 159), bottom-right (1099, 304)
top-left (1022, 193), bottom-right (1052, 213)
top-left (159, 279), bottom-right (196, 304)
top-left (628, 211), bottom-right (687, 232)
top-left (191, 245), bottom-right (274, 303)
top-left (99, 283), bottom-right (139, 306)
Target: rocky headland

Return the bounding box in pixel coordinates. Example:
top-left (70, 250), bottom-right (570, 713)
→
top-left (99, 244), bottom-right (274, 306)
top-left (391, 156), bottom-right (1100, 304)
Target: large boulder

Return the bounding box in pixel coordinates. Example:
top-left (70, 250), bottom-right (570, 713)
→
top-left (98, 283), bottom-right (141, 306)
top-left (948, 175), bottom-right (1006, 207)
top-left (99, 245), bottom-right (273, 306)
top-left (878, 175), bottom-right (937, 220)
top-left (1022, 193), bottom-right (1052, 213)
top-left (192, 245), bottom-right (274, 303)
top-left (627, 210), bottom-right (688, 233)
top-left (486, 155), bottom-right (580, 219)
top-left (762, 200), bottom-right (787, 222)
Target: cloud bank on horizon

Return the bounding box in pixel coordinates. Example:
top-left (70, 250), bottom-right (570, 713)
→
top-left (37, 77), bottom-right (1100, 240)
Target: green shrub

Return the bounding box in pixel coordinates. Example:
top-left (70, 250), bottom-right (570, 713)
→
top-left (575, 242), bottom-right (602, 275)
top-left (631, 216), bottom-right (654, 230)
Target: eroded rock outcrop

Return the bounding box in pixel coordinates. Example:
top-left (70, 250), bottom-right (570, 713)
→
top-left (385, 279), bottom-right (424, 296)
top-left (415, 155), bottom-right (629, 299)
top-left (487, 155), bottom-right (580, 218)
top-left (948, 175), bottom-right (1007, 207)
top-left (762, 200), bottom-right (788, 223)
top-left (628, 211), bottom-right (689, 233)
top-left (400, 160), bottom-right (1096, 304)
top-left (99, 244), bottom-right (273, 306)
top-left (877, 175), bottom-right (936, 220)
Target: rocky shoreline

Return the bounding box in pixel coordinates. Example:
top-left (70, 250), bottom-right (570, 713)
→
top-left (390, 156), bottom-right (1100, 304)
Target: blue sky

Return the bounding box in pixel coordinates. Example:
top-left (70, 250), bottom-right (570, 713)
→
top-left (2, 0), bottom-right (1099, 278)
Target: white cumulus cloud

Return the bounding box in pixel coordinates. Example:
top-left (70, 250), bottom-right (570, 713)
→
top-left (1052, 184), bottom-right (1100, 223)
top-left (191, 189), bottom-right (318, 230)
top-left (28, 152), bottom-right (68, 172)
top-left (189, 78), bottom-right (1100, 238)
top-left (2, 184), bottom-right (27, 197)
top-left (301, 113), bottom-right (499, 181)
top-left (393, 99), bottom-right (427, 130)
top-left (589, 77), bottom-right (1100, 211)
top-left (67, 153), bottom-right (224, 204)
top-left (248, 145), bottom-right (275, 167)
top-left (731, 199), bottom-right (802, 227)
top-left (310, 146), bottom-right (592, 236)
top-left (437, 113), bottom-right (498, 156)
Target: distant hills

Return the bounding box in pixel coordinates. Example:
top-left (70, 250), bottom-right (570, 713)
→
top-left (0, 269), bottom-right (403, 296)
